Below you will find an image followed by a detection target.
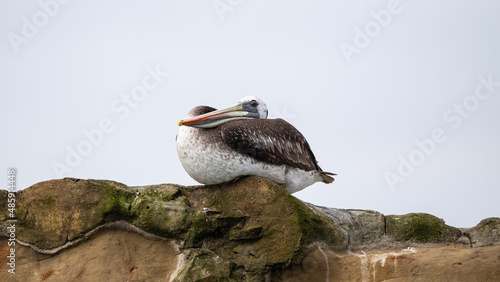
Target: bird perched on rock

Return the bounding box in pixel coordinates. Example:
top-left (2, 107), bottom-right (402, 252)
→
top-left (176, 96), bottom-right (335, 193)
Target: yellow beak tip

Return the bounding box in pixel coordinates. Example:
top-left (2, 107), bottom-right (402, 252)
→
top-left (178, 120), bottom-right (183, 126)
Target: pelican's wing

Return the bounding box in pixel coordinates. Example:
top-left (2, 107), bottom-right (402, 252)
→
top-left (220, 119), bottom-right (322, 171)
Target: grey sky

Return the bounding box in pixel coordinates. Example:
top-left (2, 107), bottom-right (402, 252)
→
top-left (1, 0), bottom-right (499, 227)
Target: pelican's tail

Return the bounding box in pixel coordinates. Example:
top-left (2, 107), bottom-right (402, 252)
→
top-left (320, 171), bottom-right (336, 184)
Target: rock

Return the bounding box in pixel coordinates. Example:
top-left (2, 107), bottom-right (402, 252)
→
top-left (461, 217), bottom-right (500, 247)
top-left (0, 176), bottom-right (499, 281)
top-left (275, 245), bottom-right (500, 281)
top-left (314, 207), bottom-right (387, 249)
top-left (0, 177), bottom-right (346, 280)
top-left (313, 208), bottom-right (466, 249)
top-left (0, 229), bottom-right (180, 281)
top-left (0, 178), bottom-right (137, 250)
top-left (385, 213), bottom-right (463, 245)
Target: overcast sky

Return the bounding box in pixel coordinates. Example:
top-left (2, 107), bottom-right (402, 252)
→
top-left (1, 0), bottom-right (499, 227)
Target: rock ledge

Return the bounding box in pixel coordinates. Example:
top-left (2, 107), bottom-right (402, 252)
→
top-left (0, 177), bottom-right (498, 281)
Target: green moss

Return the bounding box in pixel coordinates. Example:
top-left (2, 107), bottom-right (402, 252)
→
top-left (386, 213), bottom-right (461, 243)
top-left (98, 181), bottom-right (136, 223)
top-left (285, 193), bottom-right (344, 252)
top-left (137, 185), bottom-right (182, 202)
top-left (185, 213), bottom-right (213, 247)
top-left (129, 186), bottom-right (192, 238)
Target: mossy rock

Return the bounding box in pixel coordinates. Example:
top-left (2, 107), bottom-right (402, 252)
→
top-left (179, 177), bottom-right (347, 274)
top-left (386, 213), bottom-right (462, 244)
top-left (129, 184), bottom-right (191, 238)
top-left (5, 176), bottom-right (498, 281)
top-left (2, 176), bottom-right (346, 279)
top-left (464, 217), bottom-right (500, 247)
top-left (11, 178), bottom-right (135, 249)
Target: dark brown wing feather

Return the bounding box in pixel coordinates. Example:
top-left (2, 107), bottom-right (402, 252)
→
top-left (220, 119), bottom-right (323, 171)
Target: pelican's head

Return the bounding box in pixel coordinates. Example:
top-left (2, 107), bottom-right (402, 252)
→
top-left (178, 96), bottom-right (268, 128)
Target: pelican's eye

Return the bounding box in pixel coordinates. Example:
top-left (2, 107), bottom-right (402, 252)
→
top-left (250, 100), bottom-right (258, 108)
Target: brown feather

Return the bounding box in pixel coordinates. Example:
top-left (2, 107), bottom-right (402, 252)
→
top-left (220, 119), bottom-right (324, 172)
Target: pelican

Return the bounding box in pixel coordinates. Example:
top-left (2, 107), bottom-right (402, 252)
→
top-left (176, 96), bottom-right (335, 193)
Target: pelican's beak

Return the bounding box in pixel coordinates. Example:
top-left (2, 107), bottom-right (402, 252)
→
top-left (178, 103), bottom-right (249, 128)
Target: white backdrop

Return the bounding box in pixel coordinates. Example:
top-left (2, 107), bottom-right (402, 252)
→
top-left (1, 0), bottom-right (499, 227)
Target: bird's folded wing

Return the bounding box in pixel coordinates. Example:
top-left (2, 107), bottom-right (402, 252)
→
top-left (220, 119), bottom-right (321, 171)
